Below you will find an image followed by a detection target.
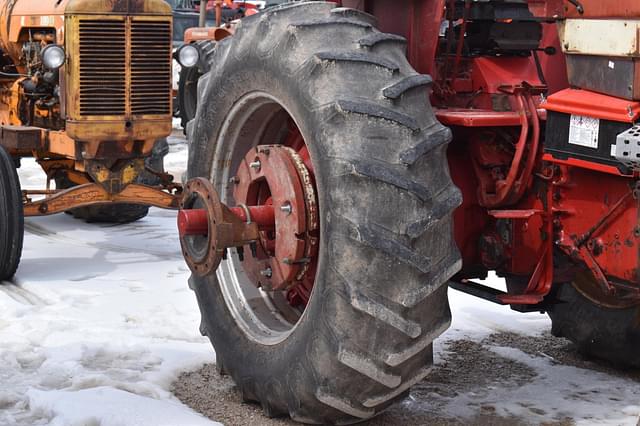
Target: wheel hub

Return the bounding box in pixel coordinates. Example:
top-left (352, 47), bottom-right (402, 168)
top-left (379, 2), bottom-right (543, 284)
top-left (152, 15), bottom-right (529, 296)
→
top-left (178, 177), bottom-right (261, 276)
top-left (233, 145), bottom-right (318, 291)
top-left (178, 145), bottom-right (318, 296)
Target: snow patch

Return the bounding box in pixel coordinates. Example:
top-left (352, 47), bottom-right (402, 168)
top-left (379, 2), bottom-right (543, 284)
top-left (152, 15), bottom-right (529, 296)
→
top-left (27, 387), bottom-right (217, 426)
top-left (1, 147), bottom-right (216, 425)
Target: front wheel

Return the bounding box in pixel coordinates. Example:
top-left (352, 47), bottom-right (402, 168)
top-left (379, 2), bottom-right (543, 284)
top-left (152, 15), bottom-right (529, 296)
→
top-left (186, 3), bottom-right (462, 424)
top-left (57, 139), bottom-right (169, 224)
top-left (0, 146), bottom-right (24, 281)
top-left (178, 65), bottom-right (202, 131)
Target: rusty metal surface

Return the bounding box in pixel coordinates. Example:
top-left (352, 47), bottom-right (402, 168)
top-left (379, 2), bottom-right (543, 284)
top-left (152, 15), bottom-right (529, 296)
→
top-left (563, 0), bottom-right (640, 18)
top-left (233, 145), bottom-right (318, 291)
top-left (179, 178), bottom-right (260, 277)
top-left (84, 158), bottom-right (145, 194)
top-left (0, 0), bottom-right (175, 217)
top-left (64, 0), bottom-right (172, 15)
top-left (64, 13), bottom-right (172, 144)
top-left (566, 55), bottom-right (640, 101)
top-left (0, 125), bottom-right (42, 151)
top-left (23, 182), bottom-right (180, 216)
top-left (184, 26), bottom-right (232, 44)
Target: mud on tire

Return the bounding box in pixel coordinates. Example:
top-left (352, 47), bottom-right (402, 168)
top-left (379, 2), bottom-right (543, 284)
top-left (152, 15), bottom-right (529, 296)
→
top-left (188, 3), bottom-right (462, 423)
top-left (0, 146), bottom-right (24, 281)
top-left (548, 280), bottom-right (640, 369)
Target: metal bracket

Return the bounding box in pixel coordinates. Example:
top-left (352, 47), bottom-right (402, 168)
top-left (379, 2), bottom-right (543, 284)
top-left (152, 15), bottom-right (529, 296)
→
top-left (23, 183), bottom-right (180, 216)
top-left (614, 125), bottom-right (640, 171)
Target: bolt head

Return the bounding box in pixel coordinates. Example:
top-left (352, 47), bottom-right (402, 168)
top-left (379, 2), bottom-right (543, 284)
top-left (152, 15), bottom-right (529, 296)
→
top-left (260, 267), bottom-right (273, 278)
top-left (280, 202), bottom-right (292, 215)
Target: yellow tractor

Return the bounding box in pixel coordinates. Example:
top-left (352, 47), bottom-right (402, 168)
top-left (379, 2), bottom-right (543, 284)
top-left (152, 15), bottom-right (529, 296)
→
top-left (0, 0), bottom-right (178, 281)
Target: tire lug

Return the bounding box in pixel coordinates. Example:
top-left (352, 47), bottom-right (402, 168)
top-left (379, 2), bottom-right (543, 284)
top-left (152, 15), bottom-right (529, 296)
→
top-left (216, 360), bottom-right (227, 376)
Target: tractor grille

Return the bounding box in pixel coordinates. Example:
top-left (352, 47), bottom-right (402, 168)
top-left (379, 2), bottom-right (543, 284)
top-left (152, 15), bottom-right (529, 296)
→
top-left (77, 18), bottom-right (172, 117)
top-left (131, 20), bottom-right (172, 115)
top-left (79, 20), bottom-right (126, 116)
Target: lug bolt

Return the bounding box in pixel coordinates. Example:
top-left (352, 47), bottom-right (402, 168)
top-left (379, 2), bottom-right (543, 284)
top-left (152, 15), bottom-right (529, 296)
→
top-left (280, 202), bottom-right (292, 215)
top-left (260, 267), bottom-right (272, 278)
top-left (229, 176), bottom-right (239, 184)
top-left (250, 160), bottom-right (261, 171)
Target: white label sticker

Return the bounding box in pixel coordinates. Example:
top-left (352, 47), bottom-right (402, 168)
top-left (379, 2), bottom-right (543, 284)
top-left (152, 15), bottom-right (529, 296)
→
top-left (568, 115), bottom-right (599, 149)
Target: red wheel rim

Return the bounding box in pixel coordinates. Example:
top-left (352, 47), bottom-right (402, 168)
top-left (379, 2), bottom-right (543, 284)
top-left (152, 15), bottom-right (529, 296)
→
top-left (230, 118), bottom-right (319, 310)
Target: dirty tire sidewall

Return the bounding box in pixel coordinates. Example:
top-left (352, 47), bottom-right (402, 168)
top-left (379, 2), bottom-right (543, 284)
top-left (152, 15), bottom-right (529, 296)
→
top-left (548, 282), bottom-right (640, 368)
top-left (188, 3), bottom-right (462, 424)
top-left (178, 66), bottom-right (202, 130)
top-left (0, 146), bottom-right (24, 281)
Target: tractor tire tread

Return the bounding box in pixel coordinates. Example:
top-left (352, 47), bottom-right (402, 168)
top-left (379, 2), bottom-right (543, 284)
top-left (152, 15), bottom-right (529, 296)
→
top-left (399, 125), bottom-right (452, 166)
top-left (547, 282), bottom-right (640, 368)
top-left (383, 74), bottom-right (433, 100)
top-left (0, 147), bottom-right (23, 281)
top-left (333, 99), bottom-right (419, 131)
top-left (188, 4), bottom-right (461, 424)
top-left (350, 158), bottom-right (431, 201)
top-left (329, 7), bottom-right (378, 26)
top-left (290, 17), bottom-right (373, 29)
top-left (358, 32), bottom-right (407, 48)
top-left (313, 51), bottom-right (400, 72)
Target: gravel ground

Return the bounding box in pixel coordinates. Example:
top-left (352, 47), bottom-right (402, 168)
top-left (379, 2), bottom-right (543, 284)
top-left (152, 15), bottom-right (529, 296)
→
top-left (162, 130), bottom-right (639, 425)
top-left (172, 331), bottom-right (640, 425)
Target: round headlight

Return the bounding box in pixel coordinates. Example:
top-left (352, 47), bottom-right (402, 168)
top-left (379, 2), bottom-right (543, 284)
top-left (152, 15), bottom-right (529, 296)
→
top-left (42, 45), bottom-right (65, 70)
top-left (177, 44), bottom-right (199, 68)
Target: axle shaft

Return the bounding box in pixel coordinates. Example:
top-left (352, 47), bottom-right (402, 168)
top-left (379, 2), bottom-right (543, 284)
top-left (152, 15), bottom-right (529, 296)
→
top-left (178, 205), bottom-right (275, 237)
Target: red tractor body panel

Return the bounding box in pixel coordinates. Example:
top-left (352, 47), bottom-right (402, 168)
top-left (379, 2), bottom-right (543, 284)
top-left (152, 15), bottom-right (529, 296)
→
top-left (337, 0), bottom-right (640, 305)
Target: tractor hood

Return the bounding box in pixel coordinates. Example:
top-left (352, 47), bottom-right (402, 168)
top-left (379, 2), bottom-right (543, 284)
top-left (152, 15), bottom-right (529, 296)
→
top-left (7, 0), bottom-right (171, 17)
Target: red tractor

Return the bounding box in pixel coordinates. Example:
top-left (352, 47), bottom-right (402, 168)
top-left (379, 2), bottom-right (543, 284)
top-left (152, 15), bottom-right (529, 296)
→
top-left (176, 0), bottom-right (640, 423)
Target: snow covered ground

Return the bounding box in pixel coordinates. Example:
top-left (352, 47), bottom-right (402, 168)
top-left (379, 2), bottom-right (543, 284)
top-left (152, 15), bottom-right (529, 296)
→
top-left (1, 136), bottom-right (219, 426)
top-left (2, 134), bottom-right (639, 425)
top-left (433, 289), bottom-right (640, 426)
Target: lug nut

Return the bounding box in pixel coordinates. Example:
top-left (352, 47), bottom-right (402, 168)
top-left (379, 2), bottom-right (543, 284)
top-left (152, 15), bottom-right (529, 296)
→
top-left (280, 202), bottom-right (292, 215)
top-left (260, 267), bottom-right (273, 278)
top-left (250, 160), bottom-right (261, 171)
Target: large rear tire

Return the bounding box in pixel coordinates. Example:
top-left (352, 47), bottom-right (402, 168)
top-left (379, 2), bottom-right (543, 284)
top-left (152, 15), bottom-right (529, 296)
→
top-left (547, 274), bottom-right (640, 368)
top-left (187, 3), bottom-right (461, 424)
top-left (0, 146), bottom-right (24, 281)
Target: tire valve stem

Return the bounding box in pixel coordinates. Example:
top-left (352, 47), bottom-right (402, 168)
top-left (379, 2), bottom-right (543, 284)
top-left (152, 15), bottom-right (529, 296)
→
top-left (260, 267), bottom-right (273, 278)
top-left (280, 202), bottom-right (292, 215)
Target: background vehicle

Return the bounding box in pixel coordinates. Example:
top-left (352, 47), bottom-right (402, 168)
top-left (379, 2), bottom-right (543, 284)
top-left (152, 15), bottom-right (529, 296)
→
top-left (174, 0), bottom-right (640, 424)
top-left (173, 0), bottom-right (289, 128)
top-left (0, 0), bottom-right (178, 281)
